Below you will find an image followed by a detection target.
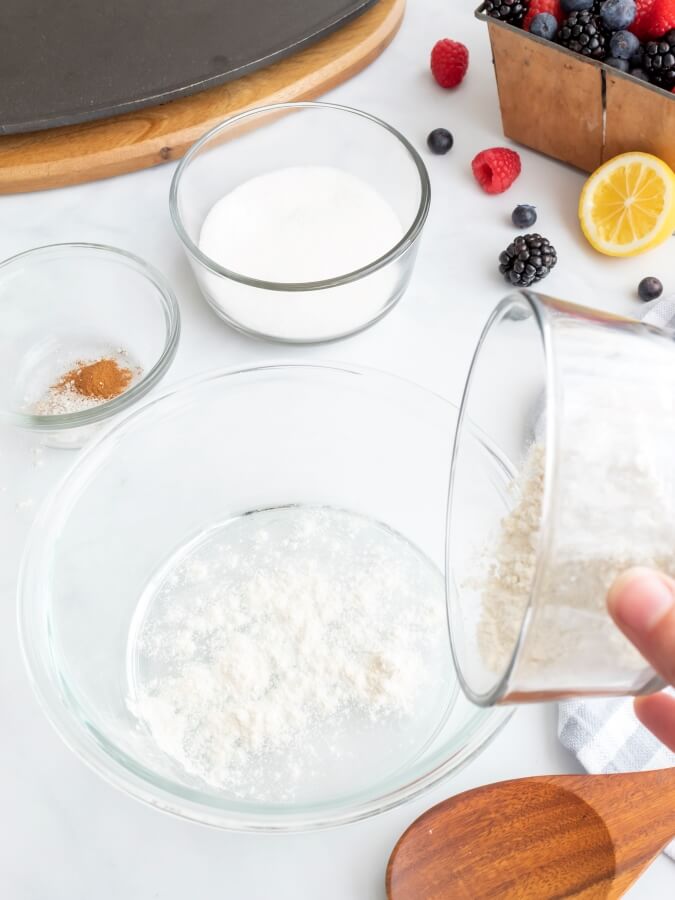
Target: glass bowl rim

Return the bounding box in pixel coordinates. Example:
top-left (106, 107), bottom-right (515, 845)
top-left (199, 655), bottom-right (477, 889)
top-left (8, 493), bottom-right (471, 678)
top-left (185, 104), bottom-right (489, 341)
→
top-left (17, 361), bottom-right (513, 831)
top-left (169, 101), bottom-right (431, 293)
top-left (446, 290), bottom-right (558, 706)
top-left (1, 242), bottom-right (181, 431)
top-left (447, 292), bottom-right (669, 705)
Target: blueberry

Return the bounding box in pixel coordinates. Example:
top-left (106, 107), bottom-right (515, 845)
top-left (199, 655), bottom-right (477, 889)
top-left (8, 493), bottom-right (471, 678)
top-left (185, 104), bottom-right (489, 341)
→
top-left (426, 128), bottom-right (454, 155)
top-left (530, 12), bottom-right (558, 39)
top-left (605, 56), bottom-right (630, 71)
top-left (600, 0), bottom-right (636, 30)
top-left (638, 276), bottom-right (663, 301)
top-left (609, 29), bottom-right (641, 60)
top-left (561, 0), bottom-right (594, 10)
top-left (512, 205), bottom-right (538, 228)
top-left (630, 67), bottom-right (650, 81)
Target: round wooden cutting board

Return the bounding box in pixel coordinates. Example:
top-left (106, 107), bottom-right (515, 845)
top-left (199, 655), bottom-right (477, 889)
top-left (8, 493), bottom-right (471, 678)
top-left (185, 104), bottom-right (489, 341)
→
top-left (0, 0), bottom-right (404, 194)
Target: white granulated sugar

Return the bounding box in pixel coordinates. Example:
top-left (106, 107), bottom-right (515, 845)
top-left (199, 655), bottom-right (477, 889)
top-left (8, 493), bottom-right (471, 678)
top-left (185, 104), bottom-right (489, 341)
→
top-left (128, 507), bottom-right (445, 800)
top-left (477, 321), bottom-right (675, 687)
top-left (197, 166), bottom-right (404, 340)
top-left (199, 166), bottom-right (402, 283)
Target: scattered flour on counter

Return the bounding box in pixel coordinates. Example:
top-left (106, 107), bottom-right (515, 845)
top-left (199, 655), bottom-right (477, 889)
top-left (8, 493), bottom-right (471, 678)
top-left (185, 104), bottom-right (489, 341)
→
top-left (127, 506), bottom-right (446, 799)
top-left (31, 446), bottom-right (45, 468)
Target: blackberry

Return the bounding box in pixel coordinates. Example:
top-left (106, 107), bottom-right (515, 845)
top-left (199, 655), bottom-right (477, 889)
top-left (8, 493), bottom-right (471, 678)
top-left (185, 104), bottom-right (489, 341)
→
top-left (499, 234), bottom-right (557, 287)
top-left (483, 0), bottom-right (530, 27)
top-left (557, 9), bottom-right (608, 59)
top-left (643, 34), bottom-right (675, 90)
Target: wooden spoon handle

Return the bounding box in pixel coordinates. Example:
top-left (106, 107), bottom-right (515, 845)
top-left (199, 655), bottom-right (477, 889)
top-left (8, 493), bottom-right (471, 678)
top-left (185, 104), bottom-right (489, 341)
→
top-left (386, 771), bottom-right (675, 900)
top-left (545, 769), bottom-right (675, 836)
top-left (542, 769), bottom-right (675, 896)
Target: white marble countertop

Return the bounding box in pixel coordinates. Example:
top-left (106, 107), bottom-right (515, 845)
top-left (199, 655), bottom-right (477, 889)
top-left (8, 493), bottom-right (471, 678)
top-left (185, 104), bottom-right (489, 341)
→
top-left (1, 2), bottom-right (673, 896)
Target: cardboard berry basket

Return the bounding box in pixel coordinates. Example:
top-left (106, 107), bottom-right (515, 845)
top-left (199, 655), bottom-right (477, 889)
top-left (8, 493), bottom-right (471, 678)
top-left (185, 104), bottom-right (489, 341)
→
top-left (476, 4), bottom-right (675, 172)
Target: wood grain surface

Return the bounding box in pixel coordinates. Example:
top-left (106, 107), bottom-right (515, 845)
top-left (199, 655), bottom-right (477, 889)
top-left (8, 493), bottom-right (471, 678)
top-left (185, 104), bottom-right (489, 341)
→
top-left (487, 21), bottom-right (604, 174)
top-left (0, 0), bottom-right (404, 194)
top-left (604, 71), bottom-right (675, 170)
top-left (386, 770), bottom-right (675, 899)
top-left (483, 14), bottom-right (675, 174)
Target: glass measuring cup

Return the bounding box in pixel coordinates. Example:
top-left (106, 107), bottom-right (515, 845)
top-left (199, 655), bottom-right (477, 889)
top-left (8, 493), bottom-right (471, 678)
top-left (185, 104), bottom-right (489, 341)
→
top-left (447, 291), bottom-right (668, 704)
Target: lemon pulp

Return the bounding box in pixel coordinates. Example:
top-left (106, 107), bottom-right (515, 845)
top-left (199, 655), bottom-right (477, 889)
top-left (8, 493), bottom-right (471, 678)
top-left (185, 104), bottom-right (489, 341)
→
top-left (579, 152), bottom-right (675, 257)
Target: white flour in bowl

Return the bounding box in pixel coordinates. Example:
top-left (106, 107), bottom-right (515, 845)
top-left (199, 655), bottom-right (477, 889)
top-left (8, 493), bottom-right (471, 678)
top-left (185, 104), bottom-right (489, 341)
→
top-left (127, 506), bottom-right (449, 800)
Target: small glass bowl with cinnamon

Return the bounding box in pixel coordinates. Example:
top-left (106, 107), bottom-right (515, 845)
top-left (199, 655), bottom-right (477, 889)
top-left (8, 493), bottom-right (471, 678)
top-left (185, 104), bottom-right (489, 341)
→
top-left (0, 243), bottom-right (180, 448)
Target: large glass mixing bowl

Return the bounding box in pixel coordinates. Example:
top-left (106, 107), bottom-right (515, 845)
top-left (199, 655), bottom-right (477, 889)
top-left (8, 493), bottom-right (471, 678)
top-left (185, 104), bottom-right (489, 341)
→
top-left (18, 364), bottom-right (511, 830)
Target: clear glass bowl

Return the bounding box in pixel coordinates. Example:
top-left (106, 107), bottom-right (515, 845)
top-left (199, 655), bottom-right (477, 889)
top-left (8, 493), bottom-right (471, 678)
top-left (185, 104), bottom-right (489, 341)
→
top-left (0, 243), bottom-right (180, 448)
top-left (19, 364), bottom-right (510, 830)
top-left (170, 102), bottom-right (430, 344)
top-left (447, 291), bottom-right (666, 705)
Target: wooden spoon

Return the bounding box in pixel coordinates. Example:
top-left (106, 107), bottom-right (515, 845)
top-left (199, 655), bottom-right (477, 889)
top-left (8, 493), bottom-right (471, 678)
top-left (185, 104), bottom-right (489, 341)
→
top-left (386, 771), bottom-right (675, 899)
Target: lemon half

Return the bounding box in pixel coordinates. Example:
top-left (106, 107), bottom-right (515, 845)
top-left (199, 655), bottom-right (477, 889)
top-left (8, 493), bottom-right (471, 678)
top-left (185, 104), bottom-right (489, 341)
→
top-left (579, 152), bottom-right (675, 257)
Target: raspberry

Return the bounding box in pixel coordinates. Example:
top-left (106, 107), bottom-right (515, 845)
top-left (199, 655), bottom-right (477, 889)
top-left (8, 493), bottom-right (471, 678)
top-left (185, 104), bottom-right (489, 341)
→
top-left (430, 39), bottom-right (469, 88)
top-left (523, 0), bottom-right (564, 30)
top-left (630, 0), bottom-right (660, 38)
top-left (638, 0), bottom-right (675, 37)
top-left (471, 148), bottom-right (522, 194)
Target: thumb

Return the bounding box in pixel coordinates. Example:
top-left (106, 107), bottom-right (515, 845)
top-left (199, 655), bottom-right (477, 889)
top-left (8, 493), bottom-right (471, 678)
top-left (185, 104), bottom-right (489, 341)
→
top-left (607, 567), bottom-right (675, 687)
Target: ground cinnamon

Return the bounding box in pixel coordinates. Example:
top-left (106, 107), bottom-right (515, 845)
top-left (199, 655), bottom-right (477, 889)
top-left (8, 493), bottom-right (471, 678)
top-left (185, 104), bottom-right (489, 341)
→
top-left (57, 358), bottom-right (133, 400)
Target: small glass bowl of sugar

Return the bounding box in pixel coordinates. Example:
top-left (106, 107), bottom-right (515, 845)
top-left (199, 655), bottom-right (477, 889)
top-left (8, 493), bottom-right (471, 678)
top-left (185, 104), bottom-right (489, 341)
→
top-left (170, 102), bottom-right (430, 343)
top-left (446, 290), bottom-right (669, 705)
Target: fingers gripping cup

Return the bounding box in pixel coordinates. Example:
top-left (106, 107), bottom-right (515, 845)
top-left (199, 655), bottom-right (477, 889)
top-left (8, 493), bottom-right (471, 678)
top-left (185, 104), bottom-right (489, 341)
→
top-left (447, 291), bottom-right (668, 705)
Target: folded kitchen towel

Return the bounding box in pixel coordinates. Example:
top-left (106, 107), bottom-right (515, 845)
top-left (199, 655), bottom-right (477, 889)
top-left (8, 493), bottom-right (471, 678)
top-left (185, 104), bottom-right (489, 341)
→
top-left (558, 695), bottom-right (675, 860)
top-left (641, 293), bottom-right (675, 331)
top-left (558, 295), bottom-right (675, 862)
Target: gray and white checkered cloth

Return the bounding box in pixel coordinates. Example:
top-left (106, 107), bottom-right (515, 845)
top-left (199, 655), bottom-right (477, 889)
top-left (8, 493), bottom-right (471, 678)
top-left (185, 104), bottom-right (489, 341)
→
top-left (558, 295), bottom-right (675, 861)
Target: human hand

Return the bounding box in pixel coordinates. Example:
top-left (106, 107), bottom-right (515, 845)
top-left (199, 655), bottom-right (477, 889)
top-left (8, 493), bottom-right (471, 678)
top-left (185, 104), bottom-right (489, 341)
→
top-left (607, 568), bottom-right (675, 752)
